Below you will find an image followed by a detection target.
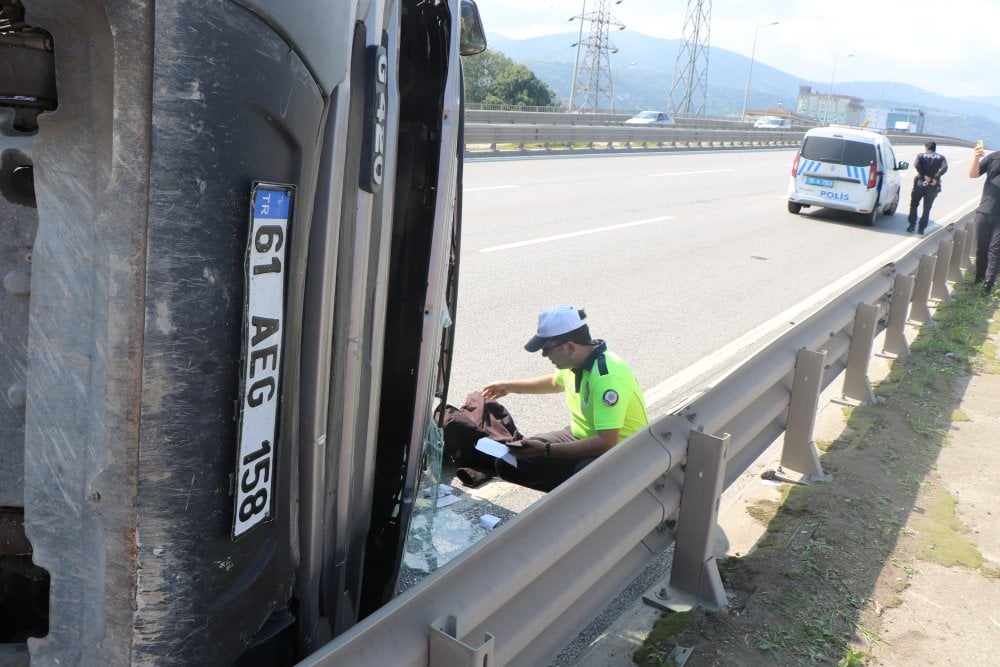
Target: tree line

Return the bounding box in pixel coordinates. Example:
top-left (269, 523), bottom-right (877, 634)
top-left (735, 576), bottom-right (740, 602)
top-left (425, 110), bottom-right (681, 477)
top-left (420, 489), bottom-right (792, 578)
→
top-left (462, 48), bottom-right (556, 107)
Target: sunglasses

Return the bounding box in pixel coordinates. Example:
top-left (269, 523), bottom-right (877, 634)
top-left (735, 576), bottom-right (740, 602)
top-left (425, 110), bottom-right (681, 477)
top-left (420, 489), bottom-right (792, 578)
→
top-left (541, 340), bottom-right (568, 355)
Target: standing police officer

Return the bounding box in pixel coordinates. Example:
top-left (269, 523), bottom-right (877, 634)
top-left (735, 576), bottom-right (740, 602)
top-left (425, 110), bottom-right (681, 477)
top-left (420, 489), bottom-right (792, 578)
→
top-left (907, 141), bottom-right (949, 234)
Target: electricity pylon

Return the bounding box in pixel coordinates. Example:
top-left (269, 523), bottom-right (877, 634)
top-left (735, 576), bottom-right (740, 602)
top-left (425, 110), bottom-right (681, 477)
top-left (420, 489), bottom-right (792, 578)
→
top-left (668, 0), bottom-right (712, 117)
top-left (568, 0), bottom-right (625, 112)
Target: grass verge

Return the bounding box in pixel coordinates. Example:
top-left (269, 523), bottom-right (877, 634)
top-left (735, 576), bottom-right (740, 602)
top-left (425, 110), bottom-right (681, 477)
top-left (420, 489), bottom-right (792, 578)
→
top-left (633, 281), bottom-right (999, 666)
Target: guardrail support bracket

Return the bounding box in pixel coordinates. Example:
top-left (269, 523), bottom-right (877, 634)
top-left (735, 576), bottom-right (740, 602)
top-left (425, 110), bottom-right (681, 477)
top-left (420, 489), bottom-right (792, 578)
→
top-left (429, 614), bottom-right (495, 667)
top-left (841, 303), bottom-right (879, 404)
top-left (781, 348), bottom-right (828, 481)
top-left (643, 431), bottom-right (729, 613)
top-left (949, 230), bottom-right (967, 282)
top-left (910, 254), bottom-right (936, 326)
top-left (931, 239), bottom-right (954, 302)
top-left (963, 221), bottom-right (976, 270)
top-left (883, 274), bottom-right (915, 356)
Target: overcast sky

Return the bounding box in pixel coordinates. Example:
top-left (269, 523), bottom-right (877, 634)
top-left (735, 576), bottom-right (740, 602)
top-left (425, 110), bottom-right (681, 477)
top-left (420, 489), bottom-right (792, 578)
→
top-left (474, 0), bottom-right (996, 99)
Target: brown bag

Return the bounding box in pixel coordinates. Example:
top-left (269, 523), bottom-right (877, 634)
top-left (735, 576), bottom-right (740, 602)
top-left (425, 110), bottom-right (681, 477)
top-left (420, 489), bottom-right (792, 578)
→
top-left (439, 391), bottom-right (523, 472)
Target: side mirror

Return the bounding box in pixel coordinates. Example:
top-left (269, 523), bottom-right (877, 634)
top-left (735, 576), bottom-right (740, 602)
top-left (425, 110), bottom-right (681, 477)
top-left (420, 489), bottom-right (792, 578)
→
top-left (459, 0), bottom-right (487, 56)
top-left (897, 161), bottom-right (910, 170)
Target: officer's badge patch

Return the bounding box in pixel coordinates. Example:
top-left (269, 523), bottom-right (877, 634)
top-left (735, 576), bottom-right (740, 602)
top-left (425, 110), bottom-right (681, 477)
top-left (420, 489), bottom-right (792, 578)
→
top-left (602, 389), bottom-right (619, 406)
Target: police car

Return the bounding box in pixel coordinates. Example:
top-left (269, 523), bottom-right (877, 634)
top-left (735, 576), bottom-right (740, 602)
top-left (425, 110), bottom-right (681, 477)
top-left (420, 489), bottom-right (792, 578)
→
top-left (788, 126), bottom-right (909, 226)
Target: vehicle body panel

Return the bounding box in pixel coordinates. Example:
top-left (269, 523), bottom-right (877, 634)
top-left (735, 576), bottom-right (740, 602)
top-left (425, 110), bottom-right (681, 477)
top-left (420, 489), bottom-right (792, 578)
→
top-left (0, 0), bottom-right (476, 662)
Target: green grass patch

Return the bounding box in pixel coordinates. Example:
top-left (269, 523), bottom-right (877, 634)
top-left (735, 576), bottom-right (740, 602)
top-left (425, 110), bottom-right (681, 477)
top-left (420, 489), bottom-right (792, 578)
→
top-left (950, 408), bottom-right (970, 421)
top-left (746, 499), bottom-right (779, 525)
top-left (828, 407), bottom-right (875, 452)
top-left (915, 485), bottom-right (983, 569)
top-left (633, 611), bottom-right (694, 666)
top-left (839, 647), bottom-right (868, 666)
top-left (977, 340), bottom-right (1000, 374)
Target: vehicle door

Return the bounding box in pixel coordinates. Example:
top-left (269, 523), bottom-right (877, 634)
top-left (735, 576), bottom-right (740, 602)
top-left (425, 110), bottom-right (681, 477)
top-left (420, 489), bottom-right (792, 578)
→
top-left (883, 141), bottom-right (899, 201)
top-left (795, 136), bottom-right (867, 206)
top-left (874, 143), bottom-right (887, 206)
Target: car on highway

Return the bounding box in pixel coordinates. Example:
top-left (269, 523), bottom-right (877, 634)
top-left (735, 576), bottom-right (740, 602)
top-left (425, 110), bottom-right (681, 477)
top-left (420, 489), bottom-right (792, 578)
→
top-left (753, 115), bottom-right (790, 129)
top-left (624, 110), bottom-right (675, 126)
top-left (787, 126), bottom-right (909, 226)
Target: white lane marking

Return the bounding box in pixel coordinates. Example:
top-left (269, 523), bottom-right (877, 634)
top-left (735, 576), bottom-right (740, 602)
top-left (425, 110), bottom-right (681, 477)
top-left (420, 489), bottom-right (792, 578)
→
top-left (465, 185), bottom-right (518, 192)
top-left (479, 215), bottom-right (675, 253)
top-left (642, 194), bottom-right (980, 410)
top-left (649, 168), bottom-right (734, 177)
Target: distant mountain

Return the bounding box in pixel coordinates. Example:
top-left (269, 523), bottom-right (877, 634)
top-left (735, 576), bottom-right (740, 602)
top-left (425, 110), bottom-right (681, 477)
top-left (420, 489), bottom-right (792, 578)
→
top-left (484, 31), bottom-right (1000, 144)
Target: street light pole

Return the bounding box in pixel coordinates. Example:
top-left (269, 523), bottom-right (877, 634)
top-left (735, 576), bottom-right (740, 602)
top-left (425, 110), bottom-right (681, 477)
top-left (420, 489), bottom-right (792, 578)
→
top-left (740, 21), bottom-right (778, 121)
top-left (823, 53), bottom-right (853, 125)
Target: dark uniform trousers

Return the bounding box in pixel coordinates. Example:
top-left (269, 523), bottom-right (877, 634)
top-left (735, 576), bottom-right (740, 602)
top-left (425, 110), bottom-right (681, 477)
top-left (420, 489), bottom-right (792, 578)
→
top-left (974, 212), bottom-right (1000, 289)
top-left (494, 427), bottom-right (595, 492)
top-left (908, 178), bottom-right (939, 232)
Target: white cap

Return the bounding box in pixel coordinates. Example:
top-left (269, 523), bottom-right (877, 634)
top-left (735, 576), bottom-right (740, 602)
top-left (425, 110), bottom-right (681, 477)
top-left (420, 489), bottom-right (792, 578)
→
top-left (524, 305), bottom-right (587, 352)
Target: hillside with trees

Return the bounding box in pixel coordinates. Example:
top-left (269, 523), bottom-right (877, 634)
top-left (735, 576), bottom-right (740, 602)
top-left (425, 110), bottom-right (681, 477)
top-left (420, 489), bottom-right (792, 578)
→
top-left (462, 48), bottom-right (556, 107)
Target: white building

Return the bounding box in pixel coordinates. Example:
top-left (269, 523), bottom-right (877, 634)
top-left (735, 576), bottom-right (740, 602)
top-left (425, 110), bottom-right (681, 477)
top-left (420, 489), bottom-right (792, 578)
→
top-left (864, 106), bottom-right (925, 133)
top-left (796, 85), bottom-right (865, 126)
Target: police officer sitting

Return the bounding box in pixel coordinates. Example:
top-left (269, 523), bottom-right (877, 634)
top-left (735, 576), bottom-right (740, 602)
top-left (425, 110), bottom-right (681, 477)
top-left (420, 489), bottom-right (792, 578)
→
top-left (481, 305), bottom-right (648, 492)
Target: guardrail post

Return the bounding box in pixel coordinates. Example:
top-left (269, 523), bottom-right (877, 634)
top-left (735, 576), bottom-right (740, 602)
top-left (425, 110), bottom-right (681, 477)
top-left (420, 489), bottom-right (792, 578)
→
top-left (965, 221), bottom-right (976, 270)
top-left (931, 239), bottom-right (953, 301)
top-left (842, 303), bottom-right (879, 404)
top-left (949, 230), bottom-right (967, 282)
top-left (643, 431), bottom-right (729, 613)
top-left (781, 348), bottom-right (827, 480)
top-left (429, 614), bottom-right (495, 667)
top-left (883, 274), bottom-right (915, 356)
top-left (910, 254), bottom-right (936, 325)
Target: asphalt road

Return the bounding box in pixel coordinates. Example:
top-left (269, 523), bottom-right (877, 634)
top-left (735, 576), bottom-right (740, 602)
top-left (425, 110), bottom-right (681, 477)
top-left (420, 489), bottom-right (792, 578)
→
top-left (448, 145), bottom-right (984, 437)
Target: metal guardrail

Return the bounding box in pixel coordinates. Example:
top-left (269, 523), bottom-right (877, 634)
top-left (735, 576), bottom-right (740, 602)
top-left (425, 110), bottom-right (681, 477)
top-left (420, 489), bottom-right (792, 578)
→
top-left (465, 123), bottom-right (803, 153)
top-left (463, 111), bottom-right (973, 155)
top-left (464, 123), bottom-right (963, 155)
top-left (300, 210), bottom-right (978, 665)
top-left (466, 109), bottom-right (787, 130)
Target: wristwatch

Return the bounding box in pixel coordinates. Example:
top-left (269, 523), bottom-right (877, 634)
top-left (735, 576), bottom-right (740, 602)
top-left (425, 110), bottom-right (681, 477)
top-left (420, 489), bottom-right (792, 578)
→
top-left (534, 437), bottom-right (551, 459)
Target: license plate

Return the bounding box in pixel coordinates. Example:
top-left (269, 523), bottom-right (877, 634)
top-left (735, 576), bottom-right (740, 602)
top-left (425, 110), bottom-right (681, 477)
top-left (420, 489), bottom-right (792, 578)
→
top-left (806, 176), bottom-right (834, 187)
top-left (233, 183), bottom-right (293, 539)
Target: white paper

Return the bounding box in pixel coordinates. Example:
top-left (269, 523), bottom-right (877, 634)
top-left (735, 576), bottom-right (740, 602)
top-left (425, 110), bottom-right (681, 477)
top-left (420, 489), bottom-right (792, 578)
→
top-left (436, 494), bottom-right (461, 508)
top-left (475, 437), bottom-right (517, 468)
top-left (423, 483), bottom-right (454, 498)
top-left (480, 514), bottom-right (502, 530)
